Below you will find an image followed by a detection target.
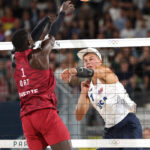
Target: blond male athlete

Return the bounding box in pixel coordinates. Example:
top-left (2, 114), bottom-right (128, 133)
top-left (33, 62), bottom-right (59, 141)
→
top-left (61, 47), bottom-right (143, 150)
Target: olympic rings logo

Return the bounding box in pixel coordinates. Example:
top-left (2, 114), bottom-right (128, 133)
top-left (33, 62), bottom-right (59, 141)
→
top-left (109, 139), bottom-right (120, 145)
top-left (108, 40), bottom-right (119, 45)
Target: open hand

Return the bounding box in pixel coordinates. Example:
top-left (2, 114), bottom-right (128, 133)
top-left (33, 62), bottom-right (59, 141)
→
top-left (60, 1), bottom-right (75, 15)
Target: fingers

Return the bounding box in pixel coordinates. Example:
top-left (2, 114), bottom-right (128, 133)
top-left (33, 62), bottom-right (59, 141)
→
top-left (85, 79), bottom-right (90, 84)
top-left (68, 76), bottom-right (72, 82)
top-left (61, 69), bottom-right (71, 83)
top-left (60, 0), bottom-right (75, 14)
top-left (68, 4), bottom-right (74, 7)
top-left (64, 1), bottom-right (74, 9)
top-left (66, 0), bottom-right (71, 5)
top-left (61, 74), bottom-right (69, 83)
top-left (81, 80), bottom-right (90, 88)
top-left (84, 83), bottom-right (89, 88)
top-left (63, 0), bottom-right (71, 6)
top-left (68, 4), bottom-right (75, 11)
top-left (82, 80), bottom-right (90, 85)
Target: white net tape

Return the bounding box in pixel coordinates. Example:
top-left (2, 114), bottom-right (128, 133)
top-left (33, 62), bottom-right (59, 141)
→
top-left (1, 38), bottom-right (150, 50)
top-left (0, 139), bottom-right (150, 148)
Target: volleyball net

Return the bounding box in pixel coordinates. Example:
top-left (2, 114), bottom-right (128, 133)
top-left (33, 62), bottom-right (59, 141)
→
top-left (1, 38), bottom-right (150, 50)
top-left (1, 139), bottom-right (150, 148)
top-left (0, 38), bottom-right (150, 149)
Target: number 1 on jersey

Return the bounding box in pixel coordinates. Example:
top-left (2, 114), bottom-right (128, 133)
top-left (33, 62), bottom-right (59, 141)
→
top-left (21, 68), bottom-right (26, 77)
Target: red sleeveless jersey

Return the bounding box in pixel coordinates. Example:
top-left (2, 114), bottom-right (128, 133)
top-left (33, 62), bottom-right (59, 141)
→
top-left (14, 49), bottom-right (57, 118)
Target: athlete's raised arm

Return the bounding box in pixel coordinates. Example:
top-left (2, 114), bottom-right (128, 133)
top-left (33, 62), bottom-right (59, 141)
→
top-left (29, 1), bottom-right (74, 70)
top-left (31, 16), bottom-right (51, 42)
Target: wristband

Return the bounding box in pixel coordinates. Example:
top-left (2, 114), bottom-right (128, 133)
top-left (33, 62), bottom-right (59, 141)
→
top-left (76, 67), bottom-right (94, 78)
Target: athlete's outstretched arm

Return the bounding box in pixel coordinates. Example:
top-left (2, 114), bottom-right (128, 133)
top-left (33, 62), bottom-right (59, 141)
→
top-left (31, 16), bottom-right (51, 42)
top-left (61, 67), bottom-right (94, 83)
top-left (29, 1), bottom-right (74, 70)
top-left (31, 0), bottom-right (74, 42)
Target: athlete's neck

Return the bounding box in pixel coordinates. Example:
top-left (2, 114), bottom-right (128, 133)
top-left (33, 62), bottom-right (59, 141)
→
top-left (92, 77), bottom-right (97, 85)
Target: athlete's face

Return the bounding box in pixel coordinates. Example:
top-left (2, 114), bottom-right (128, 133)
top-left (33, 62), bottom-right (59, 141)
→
top-left (83, 53), bottom-right (102, 69)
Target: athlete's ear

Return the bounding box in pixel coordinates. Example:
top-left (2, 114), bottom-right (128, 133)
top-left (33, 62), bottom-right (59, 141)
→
top-left (28, 40), bottom-right (32, 49)
top-left (28, 39), bottom-right (34, 49)
top-left (28, 40), bottom-right (30, 46)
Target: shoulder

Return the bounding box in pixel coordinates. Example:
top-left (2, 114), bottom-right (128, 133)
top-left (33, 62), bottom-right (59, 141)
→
top-left (96, 65), bottom-right (119, 83)
top-left (96, 65), bottom-right (113, 74)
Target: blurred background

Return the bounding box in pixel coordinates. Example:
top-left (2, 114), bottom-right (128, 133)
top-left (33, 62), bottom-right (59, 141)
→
top-left (0, 0), bottom-right (150, 149)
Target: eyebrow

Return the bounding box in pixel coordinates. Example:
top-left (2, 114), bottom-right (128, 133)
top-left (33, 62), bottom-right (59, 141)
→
top-left (84, 55), bottom-right (95, 61)
top-left (87, 56), bottom-right (95, 59)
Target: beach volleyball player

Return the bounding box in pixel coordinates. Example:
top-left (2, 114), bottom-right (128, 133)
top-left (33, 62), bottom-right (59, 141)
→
top-left (11, 1), bottom-right (74, 150)
top-left (61, 47), bottom-right (143, 150)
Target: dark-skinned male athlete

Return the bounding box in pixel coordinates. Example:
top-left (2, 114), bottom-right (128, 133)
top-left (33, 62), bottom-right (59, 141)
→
top-left (11, 1), bottom-right (74, 150)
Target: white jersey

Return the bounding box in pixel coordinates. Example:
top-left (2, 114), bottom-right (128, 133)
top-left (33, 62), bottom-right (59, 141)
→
top-left (88, 79), bottom-right (136, 128)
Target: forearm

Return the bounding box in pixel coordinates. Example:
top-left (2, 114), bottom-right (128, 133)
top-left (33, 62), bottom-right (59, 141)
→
top-left (48, 11), bottom-right (65, 38)
top-left (75, 93), bottom-right (90, 121)
top-left (31, 16), bottom-right (50, 42)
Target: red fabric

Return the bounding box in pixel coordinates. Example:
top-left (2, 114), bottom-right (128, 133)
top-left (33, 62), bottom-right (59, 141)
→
top-left (14, 49), bottom-right (57, 118)
top-left (22, 109), bottom-right (70, 150)
top-left (1, 17), bottom-right (15, 23)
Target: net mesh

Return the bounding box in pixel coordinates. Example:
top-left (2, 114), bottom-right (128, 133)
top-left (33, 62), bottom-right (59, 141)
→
top-left (0, 39), bottom-right (150, 149)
